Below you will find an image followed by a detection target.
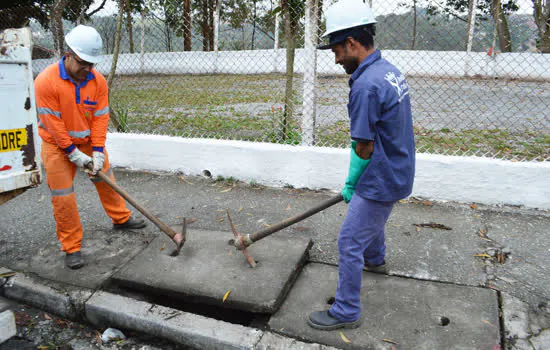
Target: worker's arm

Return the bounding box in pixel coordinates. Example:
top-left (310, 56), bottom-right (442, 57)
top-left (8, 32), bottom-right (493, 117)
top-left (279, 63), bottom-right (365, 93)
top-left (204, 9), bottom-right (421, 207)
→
top-left (341, 140), bottom-right (373, 203)
top-left (34, 75), bottom-right (73, 151)
top-left (355, 140), bottom-right (374, 160)
top-left (90, 74), bottom-right (110, 151)
top-left (89, 74), bottom-right (110, 174)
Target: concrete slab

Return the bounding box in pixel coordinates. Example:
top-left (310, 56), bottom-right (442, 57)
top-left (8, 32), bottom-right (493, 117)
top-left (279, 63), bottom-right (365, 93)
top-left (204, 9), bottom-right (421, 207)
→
top-left (0, 310), bottom-right (16, 344)
top-left (86, 291), bottom-right (263, 350)
top-left (482, 210), bottom-right (550, 304)
top-left (3, 273), bottom-right (94, 319)
top-left (269, 263), bottom-right (501, 350)
top-left (111, 228), bottom-right (312, 314)
top-left (27, 229), bottom-right (153, 290)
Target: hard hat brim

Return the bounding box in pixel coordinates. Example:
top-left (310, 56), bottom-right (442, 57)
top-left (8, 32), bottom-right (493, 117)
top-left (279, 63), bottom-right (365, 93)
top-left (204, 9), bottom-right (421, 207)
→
top-left (76, 51), bottom-right (103, 64)
top-left (317, 28), bottom-right (354, 50)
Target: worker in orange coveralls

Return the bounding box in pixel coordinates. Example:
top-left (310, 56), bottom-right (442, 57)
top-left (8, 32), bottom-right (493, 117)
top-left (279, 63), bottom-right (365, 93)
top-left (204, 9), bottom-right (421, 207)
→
top-left (34, 25), bottom-right (146, 270)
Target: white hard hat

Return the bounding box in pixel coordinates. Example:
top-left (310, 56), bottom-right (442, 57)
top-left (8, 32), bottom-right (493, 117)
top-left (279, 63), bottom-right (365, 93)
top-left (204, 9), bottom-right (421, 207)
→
top-left (321, 0), bottom-right (377, 38)
top-left (65, 25), bottom-right (103, 64)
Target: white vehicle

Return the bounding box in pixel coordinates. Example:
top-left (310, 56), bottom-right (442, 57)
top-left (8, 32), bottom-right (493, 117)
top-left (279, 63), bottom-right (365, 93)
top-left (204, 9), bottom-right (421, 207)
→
top-left (0, 28), bottom-right (41, 205)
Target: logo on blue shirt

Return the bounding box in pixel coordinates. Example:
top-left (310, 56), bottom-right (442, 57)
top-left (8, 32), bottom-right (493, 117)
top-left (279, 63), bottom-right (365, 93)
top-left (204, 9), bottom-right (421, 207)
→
top-left (384, 72), bottom-right (409, 102)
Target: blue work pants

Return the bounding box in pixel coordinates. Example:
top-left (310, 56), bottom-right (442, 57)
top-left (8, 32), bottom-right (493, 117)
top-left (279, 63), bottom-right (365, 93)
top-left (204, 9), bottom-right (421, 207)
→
top-left (329, 194), bottom-right (395, 322)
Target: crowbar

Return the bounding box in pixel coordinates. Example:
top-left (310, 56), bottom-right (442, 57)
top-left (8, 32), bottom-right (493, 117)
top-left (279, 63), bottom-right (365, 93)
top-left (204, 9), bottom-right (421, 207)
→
top-left (226, 194), bottom-right (343, 267)
top-left (92, 169), bottom-right (186, 256)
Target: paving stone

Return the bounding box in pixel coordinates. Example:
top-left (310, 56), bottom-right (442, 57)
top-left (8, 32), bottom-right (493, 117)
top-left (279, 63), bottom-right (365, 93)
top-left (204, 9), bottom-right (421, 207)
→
top-left (269, 263), bottom-right (501, 350)
top-left (111, 228), bottom-right (312, 314)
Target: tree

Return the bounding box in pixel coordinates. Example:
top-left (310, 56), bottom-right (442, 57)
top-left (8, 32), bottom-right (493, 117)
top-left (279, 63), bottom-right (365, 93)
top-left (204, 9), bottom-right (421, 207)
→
top-left (426, 0), bottom-right (518, 52)
top-left (532, 0), bottom-right (550, 52)
top-left (0, 1), bottom-right (50, 30)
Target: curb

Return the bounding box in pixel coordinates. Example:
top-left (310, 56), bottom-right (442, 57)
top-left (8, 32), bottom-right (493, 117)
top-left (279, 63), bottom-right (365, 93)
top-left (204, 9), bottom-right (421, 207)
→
top-left (0, 269), bottom-right (339, 349)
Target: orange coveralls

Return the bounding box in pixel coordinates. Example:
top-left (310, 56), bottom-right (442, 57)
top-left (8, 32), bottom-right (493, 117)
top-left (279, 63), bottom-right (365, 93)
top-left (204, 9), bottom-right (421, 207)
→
top-left (34, 58), bottom-right (131, 254)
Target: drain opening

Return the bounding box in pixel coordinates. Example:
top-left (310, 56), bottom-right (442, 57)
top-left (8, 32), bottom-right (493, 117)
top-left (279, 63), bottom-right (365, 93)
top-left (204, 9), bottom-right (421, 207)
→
top-left (439, 316), bottom-right (450, 326)
top-left (106, 283), bottom-right (270, 328)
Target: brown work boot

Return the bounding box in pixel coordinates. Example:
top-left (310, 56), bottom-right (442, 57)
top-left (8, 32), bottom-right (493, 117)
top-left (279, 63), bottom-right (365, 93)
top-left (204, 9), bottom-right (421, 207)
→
top-left (113, 215), bottom-right (147, 230)
top-left (364, 260), bottom-right (389, 275)
top-left (65, 251), bottom-right (84, 269)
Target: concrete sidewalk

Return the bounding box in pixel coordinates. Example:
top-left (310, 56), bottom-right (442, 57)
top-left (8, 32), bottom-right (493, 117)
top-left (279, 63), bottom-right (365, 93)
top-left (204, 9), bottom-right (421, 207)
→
top-left (1, 169), bottom-right (549, 349)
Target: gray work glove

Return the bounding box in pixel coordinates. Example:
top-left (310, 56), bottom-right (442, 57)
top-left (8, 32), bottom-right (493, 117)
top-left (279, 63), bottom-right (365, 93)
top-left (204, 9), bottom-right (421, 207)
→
top-left (91, 151), bottom-right (105, 175)
top-left (67, 148), bottom-right (92, 168)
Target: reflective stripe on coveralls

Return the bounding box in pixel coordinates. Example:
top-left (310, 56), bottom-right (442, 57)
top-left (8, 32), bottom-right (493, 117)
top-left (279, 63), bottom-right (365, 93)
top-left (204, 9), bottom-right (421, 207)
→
top-left (329, 194), bottom-right (395, 322)
top-left (41, 141), bottom-right (131, 253)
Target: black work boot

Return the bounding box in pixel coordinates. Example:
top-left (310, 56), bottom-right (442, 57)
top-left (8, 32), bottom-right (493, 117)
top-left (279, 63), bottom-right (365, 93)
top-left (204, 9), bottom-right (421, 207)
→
top-left (307, 310), bottom-right (361, 331)
top-left (364, 260), bottom-right (389, 275)
top-left (65, 251), bottom-right (84, 269)
top-left (113, 215), bottom-right (147, 230)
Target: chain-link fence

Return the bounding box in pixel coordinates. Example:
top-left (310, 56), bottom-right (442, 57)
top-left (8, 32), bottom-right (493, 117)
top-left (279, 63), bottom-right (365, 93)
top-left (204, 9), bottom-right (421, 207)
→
top-left (2, 0), bottom-right (549, 161)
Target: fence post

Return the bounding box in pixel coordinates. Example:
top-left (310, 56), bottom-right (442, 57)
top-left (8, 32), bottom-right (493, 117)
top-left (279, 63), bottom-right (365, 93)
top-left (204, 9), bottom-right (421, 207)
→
top-left (140, 10), bottom-right (146, 74)
top-left (214, 0), bottom-right (221, 73)
top-left (274, 12), bottom-right (280, 73)
top-left (301, 0), bottom-right (318, 146)
top-left (464, 0), bottom-right (478, 76)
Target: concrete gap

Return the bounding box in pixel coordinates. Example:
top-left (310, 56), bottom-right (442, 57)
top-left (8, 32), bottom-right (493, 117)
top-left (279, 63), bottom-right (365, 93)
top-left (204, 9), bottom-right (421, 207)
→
top-left (309, 260), bottom-right (486, 289)
top-left (103, 283), bottom-right (271, 328)
top-left (496, 290), bottom-right (507, 349)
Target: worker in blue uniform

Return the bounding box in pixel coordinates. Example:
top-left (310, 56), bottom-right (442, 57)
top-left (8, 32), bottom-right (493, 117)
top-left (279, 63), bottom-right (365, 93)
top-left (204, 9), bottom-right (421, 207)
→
top-left (308, 0), bottom-right (416, 330)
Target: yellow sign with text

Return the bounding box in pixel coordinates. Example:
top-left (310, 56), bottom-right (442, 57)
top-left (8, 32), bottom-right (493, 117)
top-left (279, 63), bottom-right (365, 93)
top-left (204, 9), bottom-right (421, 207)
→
top-left (0, 128), bottom-right (28, 153)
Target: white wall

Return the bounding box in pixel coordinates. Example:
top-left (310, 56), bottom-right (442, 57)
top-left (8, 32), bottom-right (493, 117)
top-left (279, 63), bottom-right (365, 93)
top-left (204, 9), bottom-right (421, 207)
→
top-left (33, 49), bottom-right (550, 80)
top-left (106, 133), bottom-right (550, 210)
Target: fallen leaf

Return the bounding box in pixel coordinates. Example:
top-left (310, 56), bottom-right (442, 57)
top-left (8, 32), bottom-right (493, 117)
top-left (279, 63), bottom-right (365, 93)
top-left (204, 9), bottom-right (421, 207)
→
top-left (285, 204), bottom-right (291, 211)
top-left (160, 243), bottom-right (166, 252)
top-left (470, 203), bottom-right (478, 209)
top-left (482, 319), bottom-right (495, 327)
top-left (37, 346), bottom-right (48, 350)
top-left (383, 338), bottom-right (398, 344)
top-left (398, 199), bottom-right (408, 204)
top-left (223, 290), bottom-right (231, 302)
top-left (221, 187), bottom-right (233, 193)
top-left (474, 253), bottom-right (491, 258)
top-left (44, 313), bottom-right (52, 320)
top-left (0, 272), bottom-right (16, 278)
top-left (238, 207), bottom-right (244, 212)
top-left (217, 217), bottom-right (224, 222)
top-left (422, 200), bottom-right (433, 206)
top-left (179, 176), bottom-right (194, 185)
top-left (263, 223), bottom-right (271, 227)
top-left (228, 250), bottom-right (233, 256)
top-left (415, 226), bottom-right (421, 232)
top-left (413, 223), bottom-right (452, 230)
top-left (478, 228), bottom-right (488, 238)
top-left (340, 331), bottom-right (351, 343)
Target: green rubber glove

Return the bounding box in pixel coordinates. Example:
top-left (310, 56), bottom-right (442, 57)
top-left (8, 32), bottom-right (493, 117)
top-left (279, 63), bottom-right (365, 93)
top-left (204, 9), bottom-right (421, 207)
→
top-left (341, 141), bottom-right (371, 203)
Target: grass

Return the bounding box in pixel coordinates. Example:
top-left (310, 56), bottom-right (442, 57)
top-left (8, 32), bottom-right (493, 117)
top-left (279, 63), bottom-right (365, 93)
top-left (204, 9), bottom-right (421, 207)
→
top-left (109, 73), bottom-right (549, 161)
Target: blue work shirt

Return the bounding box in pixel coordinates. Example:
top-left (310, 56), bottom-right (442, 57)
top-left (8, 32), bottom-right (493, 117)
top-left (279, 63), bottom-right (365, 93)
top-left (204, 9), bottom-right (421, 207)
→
top-left (348, 49), bottom-right (415, 202)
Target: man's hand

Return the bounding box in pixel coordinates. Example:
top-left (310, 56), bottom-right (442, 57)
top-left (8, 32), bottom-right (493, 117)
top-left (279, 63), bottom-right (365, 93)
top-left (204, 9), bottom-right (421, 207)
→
top-left (67, 148), bottom-right (92, 168)
top-left (342, 140), bottom-right (372, 203)
top-left (91, 151), bottom-right (105, 175)
top-left (341, 184), bottom-right (355, 203)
